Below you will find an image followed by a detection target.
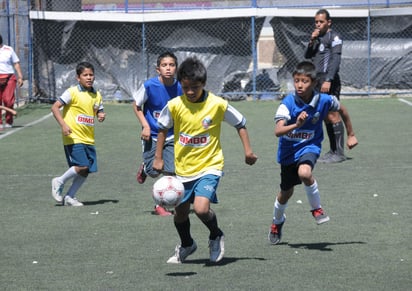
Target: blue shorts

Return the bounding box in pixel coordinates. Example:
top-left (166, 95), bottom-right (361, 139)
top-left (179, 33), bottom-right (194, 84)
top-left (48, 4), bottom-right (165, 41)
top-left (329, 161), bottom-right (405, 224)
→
top-left (142, 137), bottom-right (174, 177)
top-left (64, 143), bottom-right (98, 173)
top-left (180, 174), bottom-right (221, 205)
top-left (280, 153), bottom-right (317, 191)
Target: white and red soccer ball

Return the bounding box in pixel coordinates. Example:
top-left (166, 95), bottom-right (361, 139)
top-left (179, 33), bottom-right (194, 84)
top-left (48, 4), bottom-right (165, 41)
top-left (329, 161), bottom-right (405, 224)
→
top-left (152, 176), bottom-right (184, 207)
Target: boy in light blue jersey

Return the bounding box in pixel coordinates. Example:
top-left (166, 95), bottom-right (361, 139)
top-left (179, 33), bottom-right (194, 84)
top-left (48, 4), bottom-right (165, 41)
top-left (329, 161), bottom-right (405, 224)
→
top-left (154, 56), bottom-right (258, 264)
top-left (268, 61), bottom-right (358, 245)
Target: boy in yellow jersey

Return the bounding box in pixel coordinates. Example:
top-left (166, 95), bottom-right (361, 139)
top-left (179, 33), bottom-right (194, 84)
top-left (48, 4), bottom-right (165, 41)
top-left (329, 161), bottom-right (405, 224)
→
top-left (51, 62), bottom-right (105, 206)
top-left (153, 56), bottom-right (258, 264)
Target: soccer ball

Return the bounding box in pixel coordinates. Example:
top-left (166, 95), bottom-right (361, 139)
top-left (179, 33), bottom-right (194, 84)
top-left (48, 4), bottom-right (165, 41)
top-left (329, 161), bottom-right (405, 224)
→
top-left (152, 176), bottom-right (184, 207)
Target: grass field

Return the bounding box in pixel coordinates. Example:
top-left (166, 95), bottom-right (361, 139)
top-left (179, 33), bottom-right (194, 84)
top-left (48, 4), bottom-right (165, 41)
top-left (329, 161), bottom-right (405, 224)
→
top-left (0, 97), bottom-right (411, 290)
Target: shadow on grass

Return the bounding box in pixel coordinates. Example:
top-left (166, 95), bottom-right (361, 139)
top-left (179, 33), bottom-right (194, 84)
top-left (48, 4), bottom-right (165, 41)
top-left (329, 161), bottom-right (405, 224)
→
top-left (56, 199), bottom-right (119, 206)
top-left (165, 257), bottom-right (267, 276)
top-left (83, 199), bottom-right (119, 206)
top-left (287, 241), bottom-right (366, 251)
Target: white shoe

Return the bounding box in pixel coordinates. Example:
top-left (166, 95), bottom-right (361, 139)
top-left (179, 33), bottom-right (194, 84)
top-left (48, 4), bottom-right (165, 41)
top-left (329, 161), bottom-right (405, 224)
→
top-left (209, 234), bottom-right (225, 262)
top-left (51, 178), bottom-right (64, 203)
top-left (4, 123), bottom-right (12, 128)
top-left (167, 241), bottom-right (197, 264)
top-left (64, 196), bottom-right (83, 207)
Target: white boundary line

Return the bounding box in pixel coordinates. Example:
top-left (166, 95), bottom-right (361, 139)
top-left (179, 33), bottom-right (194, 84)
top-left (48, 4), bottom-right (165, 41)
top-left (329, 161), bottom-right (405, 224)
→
top-left (0, 112), bottom-right (53, 140)
top-left (399, 98), bottom-right (412, 106)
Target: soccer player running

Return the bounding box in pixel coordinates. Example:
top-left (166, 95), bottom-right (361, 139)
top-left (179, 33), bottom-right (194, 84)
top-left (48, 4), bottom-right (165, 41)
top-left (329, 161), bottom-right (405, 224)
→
top-left (153, 56), bottom-right (258, 263)
top-left (268, 61), bottom-right (358, 245)
top-left (133, 51), bottom-right (182, 216)
top-left (305, 9), bottom-right (354, 163)
top-left (51, 62), bottom-right (105, 206)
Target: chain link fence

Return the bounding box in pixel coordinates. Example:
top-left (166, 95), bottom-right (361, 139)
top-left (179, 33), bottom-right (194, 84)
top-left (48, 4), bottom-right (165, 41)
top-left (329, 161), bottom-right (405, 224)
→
top-left (1, 0), bottom-right (411, 105)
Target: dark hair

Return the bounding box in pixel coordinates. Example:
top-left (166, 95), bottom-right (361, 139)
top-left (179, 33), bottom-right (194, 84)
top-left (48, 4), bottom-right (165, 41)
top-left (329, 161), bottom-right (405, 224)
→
top-left (0, 34), bottom-right (3, 45)
top-left (293, 61), bottom-right (317, 80)
top-left (76, 62), bottom-right (94, 76)
top-left (157, 51), bottom-right (178, 68)
top-left (177, 56), bottom-right (207, 84)
top-left (316, 9), bottom-right (330, 20)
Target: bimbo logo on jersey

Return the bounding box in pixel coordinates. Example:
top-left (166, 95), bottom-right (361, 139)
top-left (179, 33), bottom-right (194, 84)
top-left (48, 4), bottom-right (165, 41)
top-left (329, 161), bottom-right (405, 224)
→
top-left (285, 130), bottom-right (314, 142)
top-left (179, 133), bottom-right (210, 147)
top-left (76, 114), bottom-right (94, 126)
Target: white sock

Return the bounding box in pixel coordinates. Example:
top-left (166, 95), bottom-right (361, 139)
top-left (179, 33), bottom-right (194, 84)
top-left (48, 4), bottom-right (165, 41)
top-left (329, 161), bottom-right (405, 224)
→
top-left (305, 180), bottom-right (321, 210)
top-left (66, 175), bottom-right (86, 198)
top-left (273, 198), bottom-right (287, 224)
top-left (58, 166), bottom-right (78, 184)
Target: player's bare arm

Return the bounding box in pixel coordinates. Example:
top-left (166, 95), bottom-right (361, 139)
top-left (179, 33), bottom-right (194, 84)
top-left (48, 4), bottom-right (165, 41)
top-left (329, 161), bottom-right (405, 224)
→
top-left (275, 111), bottom-right (307, 137)
top-left (132, 102), bottom-right (151, 140)
top-left (153, 129), bottom-right (167, 172)
top-left (51, 101), bottom-right (72, 136)
top-left (237, 127), bottom-right (258, 165)
top-left (338, 104), bottom-right (358, 149)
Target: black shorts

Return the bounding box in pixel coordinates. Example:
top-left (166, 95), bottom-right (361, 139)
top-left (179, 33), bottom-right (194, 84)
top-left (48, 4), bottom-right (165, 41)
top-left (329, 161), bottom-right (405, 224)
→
top-left (317, 73), bottom-right (341, 99)
top-left (280, 153), bottom-right (317, 191)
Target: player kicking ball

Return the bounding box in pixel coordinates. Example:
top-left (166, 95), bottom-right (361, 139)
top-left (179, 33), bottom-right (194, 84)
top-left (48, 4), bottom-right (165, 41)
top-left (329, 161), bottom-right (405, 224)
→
top-left (269, 61), bottom-right (357, 244)
top-left (154, 56), bottom-right (257, 263)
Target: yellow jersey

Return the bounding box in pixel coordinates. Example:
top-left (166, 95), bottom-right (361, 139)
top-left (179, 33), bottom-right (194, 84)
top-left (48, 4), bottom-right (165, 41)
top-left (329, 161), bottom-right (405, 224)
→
top-left (60, 85), bottom-right (103, 146)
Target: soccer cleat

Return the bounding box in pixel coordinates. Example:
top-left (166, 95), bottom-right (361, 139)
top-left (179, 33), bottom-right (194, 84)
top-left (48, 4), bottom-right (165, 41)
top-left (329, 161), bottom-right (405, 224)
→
top-left (167, 241), bottom-right (197, 264)
top-left (51, 177), bottom-right (64, 203)
top-left (4, 123), bottom-right (12, 128)
top-left (154, 205), bottom-right (172, 216)
top-left (136, 162), bottom-right (147, 184)
top-left (268, 220), bottom-right (285, 245)
top-left (209, 234), bottom-right (225, 262)
top-left (318, 151), bottom-right (346, 163)
top-left (311, 208), bottom-right (330, 224)
top-left (63, 196), bottom-right (84, 207)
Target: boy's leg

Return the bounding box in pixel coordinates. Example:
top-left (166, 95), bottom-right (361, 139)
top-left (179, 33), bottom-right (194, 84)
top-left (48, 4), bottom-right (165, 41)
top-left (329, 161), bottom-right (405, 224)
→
top-left (167, 202), bottom-right (197, 264)
top-left (52, 166), bottom-right (77, 203)
top-left (304, 180), bottom-right (330, 224)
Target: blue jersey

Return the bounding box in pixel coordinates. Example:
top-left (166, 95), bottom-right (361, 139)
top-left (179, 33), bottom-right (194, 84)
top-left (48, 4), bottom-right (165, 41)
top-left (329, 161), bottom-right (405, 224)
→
top-left (135, 77), bottom-right (182, 138)
top-left (275, 92), bottom-right (340, 165)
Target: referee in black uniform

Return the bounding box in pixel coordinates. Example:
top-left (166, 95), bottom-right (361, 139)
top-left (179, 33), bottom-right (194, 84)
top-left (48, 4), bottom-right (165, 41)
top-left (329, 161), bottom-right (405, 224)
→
top-left (305, 9), bottom-right (353, 163)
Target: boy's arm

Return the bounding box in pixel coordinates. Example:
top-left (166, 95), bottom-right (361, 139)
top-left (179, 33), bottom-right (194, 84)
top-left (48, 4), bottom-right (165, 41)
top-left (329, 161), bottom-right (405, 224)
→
top-left (237, 126), bottom-right (258, 165)
top-left (0, 105), bottom-right (17, 116)
top-left (13, 62), bottom-right (23, 87)
top-left (338, 103), bottom-right (358, 149)
top-left (275, 111), bottom-right (308, 137)
top-left (132, 101), bottom-right (151, 140)
top-left (153, 129), bottom-right (167, 172)
top-left (51, 100), bottom-right (71, 136)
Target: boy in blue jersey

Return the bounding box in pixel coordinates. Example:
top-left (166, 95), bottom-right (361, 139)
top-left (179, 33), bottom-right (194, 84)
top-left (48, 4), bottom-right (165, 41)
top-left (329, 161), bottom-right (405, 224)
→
top-left (133, 52), bottom-right (182, 216)
top-left (268, 61), bottom-right (357, 245)
top-left (51, 62), bottom-right (105, 206)
top-left (153, 56), bottom-right (258, 263)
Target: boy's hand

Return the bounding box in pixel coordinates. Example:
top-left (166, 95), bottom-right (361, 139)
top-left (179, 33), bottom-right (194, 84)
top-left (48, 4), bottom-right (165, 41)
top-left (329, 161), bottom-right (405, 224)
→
top-left (347, 135), bottom-right (358, 149)
top-left (97, 112), bottom-right (105, 122)
top-left (153, 158), bottom-right (164, 172)
top-left (245, 153), bottom-right (258, 165)
top-left (296, 111), bottom-right (308, 128)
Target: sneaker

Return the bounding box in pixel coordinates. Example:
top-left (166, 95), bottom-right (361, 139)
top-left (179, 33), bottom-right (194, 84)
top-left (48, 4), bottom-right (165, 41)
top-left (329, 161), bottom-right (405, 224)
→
top-left (63, 196), bottom-right (84, 207)
top-left (4, 123), bottom-right (12, 128)
top-left (136, 162), bottom-right (147, 184)
top-left (268, 220), bottom-right (285, 245)
top-left (318, 151), bottom-right (346, 163)
top-left (209, 234), bottom-right (225, 262)
top-left (311, 208), bottom-right (330, 224)
top-left (154, 205), bottom-right (172, 216)
top-left (167, 241), bottom-right (197, 264)
top-left (51, 177), bottom-right (64, 203)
